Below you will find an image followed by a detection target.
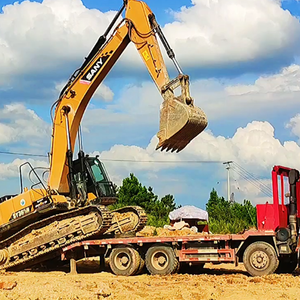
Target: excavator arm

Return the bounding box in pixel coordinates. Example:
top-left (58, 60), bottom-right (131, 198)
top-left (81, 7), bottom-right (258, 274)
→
top-left (49, 0), bottom-right (207, 194)
top-left (0, 0), bottom-right (207, 270)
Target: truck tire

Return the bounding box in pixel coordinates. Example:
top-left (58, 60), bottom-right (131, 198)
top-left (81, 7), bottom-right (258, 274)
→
top-left (243, 241), bottom-right (279, 277)
top-left (145, 245), bottom-right (178, 275)
top-left (173, 260), bottom-right (180, 274)
top-left (136, 257), bottom-right (145, 275)
top-left (109, 246), bottom-right (141, 276)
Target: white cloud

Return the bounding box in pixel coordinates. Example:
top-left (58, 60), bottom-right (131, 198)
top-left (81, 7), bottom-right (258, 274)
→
top-left (2, 117), bottom-right (297, 205)
top-left (0, 103), bottom-right (50, 146)
top-left (191, 64), bottom-right (300, 120)
top-left (81, 116), bottom-right (300, 205)
top-left (93, 118), bottom-right (300, 187)
top-left (226, 64), bottom-right (300, 95)
top-left (1, 106), bottom-right (298, 205)
top-left (286, 113), bottom-right (300, 141)
top-left (90, 136), bottom-right (181, 185)
top-left (82, 63), bottom-right (300, 136)
top-left (0, 0), bottom-right (300, 203)
top-left (0, 0), bottom-right (116, 85)
top-left (164, 0), bottom-right (300, 68)
top-left (95, 84), bottom-right (114, 102)
top-left (1, 0), bottom-right (300, 88)
top-left (0, 158), bottom-right (48, 181)
top-left (83, 82), bottom-right (161, 128)
top-left (231, 173), bottom-right (273, 205)
top-left (184, 120), bottom-right (300, 173)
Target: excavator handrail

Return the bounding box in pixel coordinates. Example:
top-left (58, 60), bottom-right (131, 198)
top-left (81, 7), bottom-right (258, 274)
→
top-left (19, 162), bottom-right (47, 193)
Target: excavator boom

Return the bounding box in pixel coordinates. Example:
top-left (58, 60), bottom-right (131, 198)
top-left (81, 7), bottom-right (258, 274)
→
top-left (0, 0), bottom-right (207, 272)
top-left (49, 0), bottom-right (207, 193)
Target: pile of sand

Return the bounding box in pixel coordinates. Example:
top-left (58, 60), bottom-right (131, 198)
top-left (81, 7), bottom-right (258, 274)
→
top-left (136, 226), bottom-right (208, 237)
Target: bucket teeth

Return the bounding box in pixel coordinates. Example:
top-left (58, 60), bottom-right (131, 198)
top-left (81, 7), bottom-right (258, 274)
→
top-left (156, 98), bottom-right (208, 153)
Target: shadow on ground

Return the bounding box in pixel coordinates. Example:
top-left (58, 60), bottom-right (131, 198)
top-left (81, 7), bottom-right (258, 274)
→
top-left (28, 258), bottom-right (250, 276)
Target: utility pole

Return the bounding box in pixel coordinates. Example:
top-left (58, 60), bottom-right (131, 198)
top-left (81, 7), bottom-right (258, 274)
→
top-left (223, 161), bottom-right (233, 202)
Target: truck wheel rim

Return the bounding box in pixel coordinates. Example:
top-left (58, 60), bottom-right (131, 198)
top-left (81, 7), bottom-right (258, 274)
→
top-left (250, 251), bottom-right (269, 270)
top-left (114, 252), bottom-right (131, 270)
top-left (151, 251), bottom-right (169, 271)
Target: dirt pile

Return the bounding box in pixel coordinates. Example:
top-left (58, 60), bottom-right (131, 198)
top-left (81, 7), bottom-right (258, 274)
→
top-left (136, 226), bottom-right (208, 237)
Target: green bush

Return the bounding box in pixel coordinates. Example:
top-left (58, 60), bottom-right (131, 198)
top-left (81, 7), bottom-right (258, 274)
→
top-left (147, 214), bottom-right (170, 227)
top-left (206, 189), bottom-right (257, 234)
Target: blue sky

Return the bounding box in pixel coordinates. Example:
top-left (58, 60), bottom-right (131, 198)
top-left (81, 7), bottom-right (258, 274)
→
top-left (0, 0), bottom-right (300, 209)
top-left (282, 0), bottom-right (300, 16)
top-left (0, 0), bottom-right (193, 18)
top-left (1, 0), bottom-right (299, 20)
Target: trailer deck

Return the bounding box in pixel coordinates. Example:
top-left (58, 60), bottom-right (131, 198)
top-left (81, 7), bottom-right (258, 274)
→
top-left (60, 230), bottom-right (277, 276)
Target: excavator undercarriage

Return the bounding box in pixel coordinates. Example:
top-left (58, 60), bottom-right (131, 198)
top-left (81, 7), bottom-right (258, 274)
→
top-left (0, 205), bottom-right (147, 270)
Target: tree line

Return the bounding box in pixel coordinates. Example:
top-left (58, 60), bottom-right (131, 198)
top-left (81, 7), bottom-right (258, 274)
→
top-left (111, 174), bottom-right (257, 233)
top-left (206, 189), bottom-right (257, 234)
top-left (110, 173), bottom-right (178, 227)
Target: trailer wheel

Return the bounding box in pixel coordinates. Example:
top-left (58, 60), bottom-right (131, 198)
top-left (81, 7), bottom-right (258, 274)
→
top-left (136, 257), bottom-right (145, 275)
top-left (243, 241), bottom-right (279, 276)
top-left (173, 260), bottom-right (180, 274)
top-left (145, 246), bottom-right (178, 275)
top-left (109, 247), bottom-right (141, 276)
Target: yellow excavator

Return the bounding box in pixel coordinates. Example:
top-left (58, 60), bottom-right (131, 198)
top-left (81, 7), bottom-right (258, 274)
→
top-left (0, 0), bottom-right (207, 270)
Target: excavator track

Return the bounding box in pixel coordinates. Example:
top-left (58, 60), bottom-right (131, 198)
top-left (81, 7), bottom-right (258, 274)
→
top-left (106, 206), bottom-right (148, 235)
top-left (0, 205), bottom-right (147, 271)
top-left (0, 205), bottom-right (111, 271)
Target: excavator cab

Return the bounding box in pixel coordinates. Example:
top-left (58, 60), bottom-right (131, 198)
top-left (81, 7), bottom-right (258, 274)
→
top-left (72, 156), bottom-right (117, 206)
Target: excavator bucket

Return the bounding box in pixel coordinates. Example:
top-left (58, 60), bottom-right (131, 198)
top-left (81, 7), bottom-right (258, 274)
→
top-left (156, 97), bottom-right (208, 153)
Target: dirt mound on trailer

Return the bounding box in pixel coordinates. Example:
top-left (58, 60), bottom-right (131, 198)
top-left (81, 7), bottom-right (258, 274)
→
top-left (136, 226), bottom-right (208, 237)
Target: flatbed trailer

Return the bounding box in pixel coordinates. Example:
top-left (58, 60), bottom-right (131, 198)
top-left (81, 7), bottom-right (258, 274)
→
top-left (61, 230), bottom-right (284, 277)
top-left (60, 165), bottom-right (300, 277)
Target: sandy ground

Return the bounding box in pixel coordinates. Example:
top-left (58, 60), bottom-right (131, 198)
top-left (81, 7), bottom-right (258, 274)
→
top-left (0, 261), bottom-right (299, 300)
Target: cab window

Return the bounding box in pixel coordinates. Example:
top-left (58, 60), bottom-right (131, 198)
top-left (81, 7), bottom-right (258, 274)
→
top-left (91, 161), bottom-right (105, 182)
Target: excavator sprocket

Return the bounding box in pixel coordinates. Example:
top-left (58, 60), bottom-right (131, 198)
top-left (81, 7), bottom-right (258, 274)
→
top-left (106, 206), bottom-right (148, 236)
top-left (0, 205), bottom-right (112, 271)
top-left (157, 98), bottom-right (208, 153)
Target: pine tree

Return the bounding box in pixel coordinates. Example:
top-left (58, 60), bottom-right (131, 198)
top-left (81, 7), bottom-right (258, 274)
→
top-left (111, 174), bottom-right (178, 227)
top-left (206, 189), bottom-right (257, 234)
